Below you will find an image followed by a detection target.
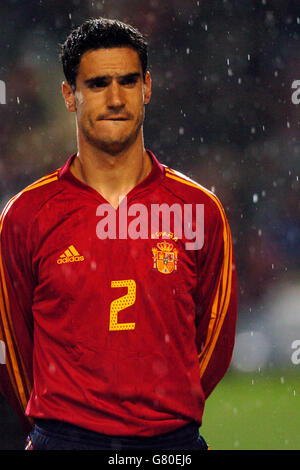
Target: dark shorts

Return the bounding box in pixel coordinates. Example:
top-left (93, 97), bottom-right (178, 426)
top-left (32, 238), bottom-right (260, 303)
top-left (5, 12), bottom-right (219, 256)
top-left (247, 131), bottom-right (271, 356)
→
top-left (25, 419), bottom-right (208, 451)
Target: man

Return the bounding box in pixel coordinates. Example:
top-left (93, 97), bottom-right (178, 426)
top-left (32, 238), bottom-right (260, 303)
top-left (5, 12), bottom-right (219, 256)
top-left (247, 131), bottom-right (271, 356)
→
top-left (0, 18), bottom-right (237, 450)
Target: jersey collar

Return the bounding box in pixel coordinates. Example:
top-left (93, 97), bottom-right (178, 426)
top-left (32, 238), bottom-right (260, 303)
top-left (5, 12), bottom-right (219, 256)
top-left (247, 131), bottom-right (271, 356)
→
top-left (58, 150), bottom-right (165, 202)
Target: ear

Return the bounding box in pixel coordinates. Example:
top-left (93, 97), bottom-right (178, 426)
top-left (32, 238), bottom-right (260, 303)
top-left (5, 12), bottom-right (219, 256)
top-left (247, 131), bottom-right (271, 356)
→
top-left (144, 71), bottom-right (152, 105)
top-left (62, 81), bottom-right (76, 112)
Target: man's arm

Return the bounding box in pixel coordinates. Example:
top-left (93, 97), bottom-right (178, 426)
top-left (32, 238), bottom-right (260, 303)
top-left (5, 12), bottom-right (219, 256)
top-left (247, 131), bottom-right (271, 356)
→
top-left (195, 198), bottom-right (237, 399)
top-left (0, 197), bottom-right (34, 433)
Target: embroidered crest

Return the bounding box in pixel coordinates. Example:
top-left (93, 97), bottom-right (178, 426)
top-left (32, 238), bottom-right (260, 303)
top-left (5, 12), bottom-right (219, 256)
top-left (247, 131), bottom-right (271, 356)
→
top-left (152, 240), bottom-right (178, 274)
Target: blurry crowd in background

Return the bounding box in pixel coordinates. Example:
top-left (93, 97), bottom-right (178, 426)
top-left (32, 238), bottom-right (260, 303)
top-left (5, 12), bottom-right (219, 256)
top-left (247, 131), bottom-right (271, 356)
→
top-left (0, 0), bottom-right (299, 373)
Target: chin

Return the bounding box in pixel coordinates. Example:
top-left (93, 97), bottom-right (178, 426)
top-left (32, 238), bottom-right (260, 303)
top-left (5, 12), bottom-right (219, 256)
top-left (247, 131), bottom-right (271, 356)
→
top-left (94, 137), bottom-right (133, 156)
top-left (83, 121), bottom-right (141, 155)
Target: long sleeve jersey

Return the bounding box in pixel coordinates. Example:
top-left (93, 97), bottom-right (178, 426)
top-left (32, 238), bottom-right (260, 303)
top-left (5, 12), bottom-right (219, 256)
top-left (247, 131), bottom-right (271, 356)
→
top-left (0, 151), bottom-right (237, 437)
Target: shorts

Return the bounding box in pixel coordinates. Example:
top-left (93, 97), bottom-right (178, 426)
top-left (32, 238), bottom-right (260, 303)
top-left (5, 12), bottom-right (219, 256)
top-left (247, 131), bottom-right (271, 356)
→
top-left (25, 419), bottom-right (208, 451)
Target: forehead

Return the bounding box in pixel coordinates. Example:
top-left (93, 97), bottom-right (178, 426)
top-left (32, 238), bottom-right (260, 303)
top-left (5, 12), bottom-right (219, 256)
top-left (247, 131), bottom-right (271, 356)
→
top-left (77, 47), bottom-right (143, 78)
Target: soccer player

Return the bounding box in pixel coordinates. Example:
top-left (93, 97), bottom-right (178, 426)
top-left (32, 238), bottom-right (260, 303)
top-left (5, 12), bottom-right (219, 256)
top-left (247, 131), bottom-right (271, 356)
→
top-left (0, 18), bottom-right (237, 450)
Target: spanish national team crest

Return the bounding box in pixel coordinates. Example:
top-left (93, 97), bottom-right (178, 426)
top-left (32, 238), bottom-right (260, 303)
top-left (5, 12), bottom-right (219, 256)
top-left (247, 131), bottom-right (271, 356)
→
top-left (152, 240), bottom-right (178, 274)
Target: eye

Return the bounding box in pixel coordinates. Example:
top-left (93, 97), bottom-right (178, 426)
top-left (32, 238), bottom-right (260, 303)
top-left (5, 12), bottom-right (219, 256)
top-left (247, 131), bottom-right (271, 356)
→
top-left (119, 76), bottom-right (139, 87)
top-left (89, 79), bottom-right (109, 89)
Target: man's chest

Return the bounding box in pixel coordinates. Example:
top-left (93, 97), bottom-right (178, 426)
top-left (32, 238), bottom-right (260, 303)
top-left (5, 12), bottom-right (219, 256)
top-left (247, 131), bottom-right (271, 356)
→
top-left (30, 199), bottom-right (200, 350)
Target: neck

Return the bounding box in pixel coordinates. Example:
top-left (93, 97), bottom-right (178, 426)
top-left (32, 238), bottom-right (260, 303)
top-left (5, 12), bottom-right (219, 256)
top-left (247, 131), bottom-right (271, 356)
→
top-left (70, 132), bottom-right (152, 209)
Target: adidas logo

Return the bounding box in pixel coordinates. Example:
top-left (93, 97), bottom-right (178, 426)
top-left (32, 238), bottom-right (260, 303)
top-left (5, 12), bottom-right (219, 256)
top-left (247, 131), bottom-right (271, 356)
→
top-left (57, 245), bottom-right (85, 264)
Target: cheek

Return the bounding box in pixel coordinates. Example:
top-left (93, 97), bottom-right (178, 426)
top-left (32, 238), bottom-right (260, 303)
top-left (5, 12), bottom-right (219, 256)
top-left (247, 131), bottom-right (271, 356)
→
top-left (76, 97), bottom-right (99, 122)
top-left (75, 90), bottom-right (84, 105)
top-left (131, 94), bottom-right (145, 116)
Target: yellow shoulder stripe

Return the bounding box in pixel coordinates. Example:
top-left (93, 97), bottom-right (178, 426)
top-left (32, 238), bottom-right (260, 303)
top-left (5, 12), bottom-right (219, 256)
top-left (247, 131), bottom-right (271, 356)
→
top-left (165, 167), bottom-right (233, 378)
top-left (165, 168), bottom-right (216, 196)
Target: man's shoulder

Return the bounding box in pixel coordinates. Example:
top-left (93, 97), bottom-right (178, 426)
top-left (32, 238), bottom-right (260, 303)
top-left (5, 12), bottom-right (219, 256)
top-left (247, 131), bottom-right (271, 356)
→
top-left (161, 164), bottom-right (223, 215)
top-left (1, 168), bottom-right (63, 227)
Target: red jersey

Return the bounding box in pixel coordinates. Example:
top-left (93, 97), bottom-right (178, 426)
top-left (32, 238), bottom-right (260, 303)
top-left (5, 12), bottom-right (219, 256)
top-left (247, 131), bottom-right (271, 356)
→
top-left (0, 151), bottom-right (237, 436)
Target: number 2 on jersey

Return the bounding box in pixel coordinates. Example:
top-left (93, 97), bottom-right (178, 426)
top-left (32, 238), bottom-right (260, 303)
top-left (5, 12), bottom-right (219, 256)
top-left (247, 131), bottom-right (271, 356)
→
top-left (109, 279), bottom-right (136, 331)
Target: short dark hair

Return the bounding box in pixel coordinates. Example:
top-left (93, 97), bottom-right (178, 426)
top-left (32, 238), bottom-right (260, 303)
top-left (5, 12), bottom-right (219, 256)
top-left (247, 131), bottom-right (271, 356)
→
top-left (60, 18), bottom-right (148, 89)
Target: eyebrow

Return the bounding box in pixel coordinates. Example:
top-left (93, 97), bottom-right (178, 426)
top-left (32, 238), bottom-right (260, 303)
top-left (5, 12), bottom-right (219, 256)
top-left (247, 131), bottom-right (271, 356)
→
top-left (84, 73), bottom-right (141, 86)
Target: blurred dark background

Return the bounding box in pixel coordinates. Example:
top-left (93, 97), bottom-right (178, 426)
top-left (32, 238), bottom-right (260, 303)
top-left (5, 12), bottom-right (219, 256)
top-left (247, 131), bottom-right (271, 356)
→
top-left (0, 0), bottom-right (299, 449)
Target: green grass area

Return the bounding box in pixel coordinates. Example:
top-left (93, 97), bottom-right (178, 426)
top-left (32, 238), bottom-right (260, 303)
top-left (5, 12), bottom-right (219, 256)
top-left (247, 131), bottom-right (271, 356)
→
top-left (200, 370), bottom-right (300, 450)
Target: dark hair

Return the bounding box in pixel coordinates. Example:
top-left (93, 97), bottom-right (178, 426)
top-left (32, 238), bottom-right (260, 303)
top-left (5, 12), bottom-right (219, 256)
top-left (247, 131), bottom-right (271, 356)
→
top-left (60, 18), bottom-right (148, 89)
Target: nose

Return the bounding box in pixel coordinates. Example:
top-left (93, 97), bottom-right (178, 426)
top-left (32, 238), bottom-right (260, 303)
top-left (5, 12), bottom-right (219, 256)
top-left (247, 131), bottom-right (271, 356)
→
top-left (106, 80), bottom-right (125, 110)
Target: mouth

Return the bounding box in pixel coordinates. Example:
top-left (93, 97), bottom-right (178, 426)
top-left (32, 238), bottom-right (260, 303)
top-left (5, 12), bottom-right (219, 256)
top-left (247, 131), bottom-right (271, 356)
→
top-left (100, 117), bottom-right (129, 121)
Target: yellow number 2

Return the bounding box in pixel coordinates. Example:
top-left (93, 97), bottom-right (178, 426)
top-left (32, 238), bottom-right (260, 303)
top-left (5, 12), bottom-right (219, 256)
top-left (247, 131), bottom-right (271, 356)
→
top-left (109, 279), bottom-right (136, 331)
